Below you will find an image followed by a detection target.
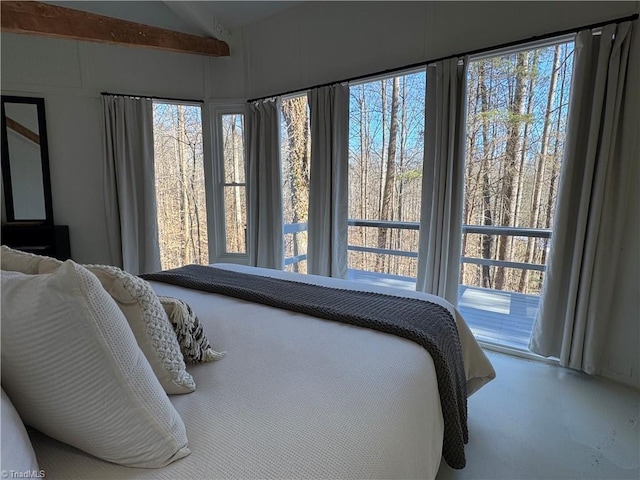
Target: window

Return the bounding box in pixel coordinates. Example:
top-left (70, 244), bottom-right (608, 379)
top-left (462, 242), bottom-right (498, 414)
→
top-left (152, 102), bottom-right (208, 270)
top-left (220, 114), bottom-right (247, 254)
top-left (280, 95), bottom-right (311, 273)
top-left (460, 40), bottom-right (574, 349)
top-left (347, 70), bottom-right (426, 284)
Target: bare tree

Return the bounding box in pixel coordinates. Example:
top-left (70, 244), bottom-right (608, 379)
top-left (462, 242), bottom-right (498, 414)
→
top-left (519, 45), bottom-right (560, 292)
top-left (494, 51), bottom-right (529, 291)
top-left (281, 96), bottom-right (310, 273)
top-left (153, 103), bottom-right (208, 270)
top-left (376, 77), bottom-right (400, 272)
top-left (478, 62), bottom-right (495, 289)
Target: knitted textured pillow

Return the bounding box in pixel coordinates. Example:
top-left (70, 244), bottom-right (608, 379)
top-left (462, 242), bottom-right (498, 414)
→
top-left (81, 265), bottom-right (196, 394)
top-left (1, 245), bottom-right (59, 273)
top-left (159, 296), bottom-right (226, 364)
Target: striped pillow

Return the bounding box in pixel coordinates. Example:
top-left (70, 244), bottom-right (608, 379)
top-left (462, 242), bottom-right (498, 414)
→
top-left (159, 296), bottom-right (226, 364)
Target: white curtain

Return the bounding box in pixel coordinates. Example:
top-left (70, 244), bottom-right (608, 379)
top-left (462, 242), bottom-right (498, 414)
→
top-left (307, 84), bottom-right (349, 278)
top-left (530, 22), bottom-right (636, 373)
top-left (416, 57), bottom-right (468, 306)
top-left (246, 100), bottom-right (284, 269)
top-left (102, 95), bottom-right (160, 274)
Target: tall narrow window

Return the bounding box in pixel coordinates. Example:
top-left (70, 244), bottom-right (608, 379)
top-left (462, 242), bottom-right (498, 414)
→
top-left (280, 95), bottom-right (311, 273)
top-left (220, 114), bottom-right (247, 254)
top-left (347, 70), bottom-right (426, 287)
top-left (460, 41), bottom-right (574, 349)
top-left (152, 102), bottom-right (208, 270)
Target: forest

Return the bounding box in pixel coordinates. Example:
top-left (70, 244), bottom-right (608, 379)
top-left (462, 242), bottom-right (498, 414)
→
top-left (153, 103), bottom-right (208, 270)
top-left (280, 41), bottom-right (574, 295)
top-left (152, 40), bottom-right (574, 297)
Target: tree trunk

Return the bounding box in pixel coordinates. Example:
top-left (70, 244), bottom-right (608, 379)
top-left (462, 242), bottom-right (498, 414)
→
top-left (378, 80), bottom-right (387, 220)
top-left (358, 92), bottom-right (367, 271)
top-left (541, 45), bottom-right (569, 271)
top-left (190, 145), bottom-right (202, 263)
top-left (514, 51), bottom-right (538, 232)
top-left (376, 77), bottom-right (400, 273)
top-left (395, 77), bottom-right (407, 275)
top-left (281, 97), bottom-right (310, 273)
top-left (375, 80), bottom-right (387, 270)
top-left (478, 62), bottom-right (494, 289)
top-left (231, 117), bottom-right (243, 252)
top-left (495, 52), bottom-right (528, 291)
top-left (176, 105), bottom-right (192, 265)
top-left (519, 46), bottom-right (560, 292)
top-left (461, 68), bottom-right (481, 285)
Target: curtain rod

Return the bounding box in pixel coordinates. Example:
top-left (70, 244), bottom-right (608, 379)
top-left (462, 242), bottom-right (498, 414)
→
top-left (100, 92), bottom-right (203, 103)
top-left (247, 12), bottom-right (638, 103)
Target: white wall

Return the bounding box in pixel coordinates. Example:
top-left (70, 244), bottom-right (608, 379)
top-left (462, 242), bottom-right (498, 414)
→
top-left (1, 32), bottom-right (236, 263)
top-left (242, 1), bottom-right (638, 99)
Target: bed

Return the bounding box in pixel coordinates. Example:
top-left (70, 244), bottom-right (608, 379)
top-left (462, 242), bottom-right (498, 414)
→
top-left (27, 263), bottom-right (495, 480)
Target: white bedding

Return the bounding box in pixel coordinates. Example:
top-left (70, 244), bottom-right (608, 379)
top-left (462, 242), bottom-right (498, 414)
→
top-left (30, 264), bottom-right (495, 480)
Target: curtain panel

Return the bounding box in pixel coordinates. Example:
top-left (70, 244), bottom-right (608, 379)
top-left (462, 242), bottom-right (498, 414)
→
top-left (307, 84), bottom-right (349, 278)
top-left (246, 100), bottom-right (284, 270)
top-left (416, 57), bottom-right (469, 306)
top-left (102, 95), bottom-right (161, 275)
top-left (529, 22), bottom-right (636, 374)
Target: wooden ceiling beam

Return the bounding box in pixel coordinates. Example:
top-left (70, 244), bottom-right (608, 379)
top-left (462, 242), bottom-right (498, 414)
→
top-left (0, 1), bottom-right (230, 57)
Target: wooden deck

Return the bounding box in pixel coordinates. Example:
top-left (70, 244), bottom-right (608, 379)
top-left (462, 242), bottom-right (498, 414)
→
top-left (347, 269), bottom-right (537, 351)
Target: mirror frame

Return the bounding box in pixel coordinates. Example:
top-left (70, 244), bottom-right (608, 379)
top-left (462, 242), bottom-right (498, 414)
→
top-left (1, 95), bottom-right (54, 225)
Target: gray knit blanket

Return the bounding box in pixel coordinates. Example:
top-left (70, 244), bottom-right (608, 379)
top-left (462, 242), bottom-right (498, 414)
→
top-left (142, 265), bottom-right (468, 469)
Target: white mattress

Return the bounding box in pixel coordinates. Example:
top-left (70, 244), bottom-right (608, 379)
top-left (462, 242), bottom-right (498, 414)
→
top-left (30, 264), bottom-right (495, 480)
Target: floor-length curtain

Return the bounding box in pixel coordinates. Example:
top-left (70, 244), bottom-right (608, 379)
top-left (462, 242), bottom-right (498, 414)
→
top-left (529, 22), bottom-right (636, 374)
top-left (246, 100), bottom-right (284, 269)
top-left (307, 84), bottom-right (349, 278)
top-left (102, 95), bottom-right (160, 274)
top-left (416, 57), bottom-right (468, 306)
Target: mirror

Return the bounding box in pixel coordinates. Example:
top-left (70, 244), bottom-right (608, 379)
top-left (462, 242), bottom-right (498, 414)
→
top-left (1, 96), bottom-right (54, 225)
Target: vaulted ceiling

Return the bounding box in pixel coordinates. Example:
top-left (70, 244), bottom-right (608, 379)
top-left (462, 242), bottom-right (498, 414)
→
top-left (46, 1), bottom-right (302, 38)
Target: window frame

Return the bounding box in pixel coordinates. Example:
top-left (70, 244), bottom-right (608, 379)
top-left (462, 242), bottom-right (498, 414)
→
top-left (210, 102), bottom-right (249, 264)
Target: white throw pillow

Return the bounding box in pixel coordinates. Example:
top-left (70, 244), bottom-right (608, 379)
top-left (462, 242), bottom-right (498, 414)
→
top-left (1, 263), bottom-right (191, 468)
top-left (1, 388), bottom-right (40, 474)
top-left (1, 246), bottom-right (195, 395)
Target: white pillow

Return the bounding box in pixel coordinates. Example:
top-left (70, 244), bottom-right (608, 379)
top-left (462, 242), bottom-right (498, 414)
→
top-left (1, 388), bottom-right (40, 474)
top-left (1, 262), bottom-right (191, 468)
top-left (0, 245), bottom-right (43, 274)
top-left (1, 246), bottom-right (195, 395)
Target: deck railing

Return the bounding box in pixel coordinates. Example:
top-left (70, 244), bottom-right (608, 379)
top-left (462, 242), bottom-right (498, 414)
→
top-left (283, 221), bottom-right (308, 266)
top-left (283, 219), bottom-right (552, 277)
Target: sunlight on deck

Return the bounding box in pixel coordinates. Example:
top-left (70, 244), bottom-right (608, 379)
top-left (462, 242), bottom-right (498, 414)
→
top-left (347, 269), bottom-right (537, 351)
top-left (458, 288), bottom-right (511, 315)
